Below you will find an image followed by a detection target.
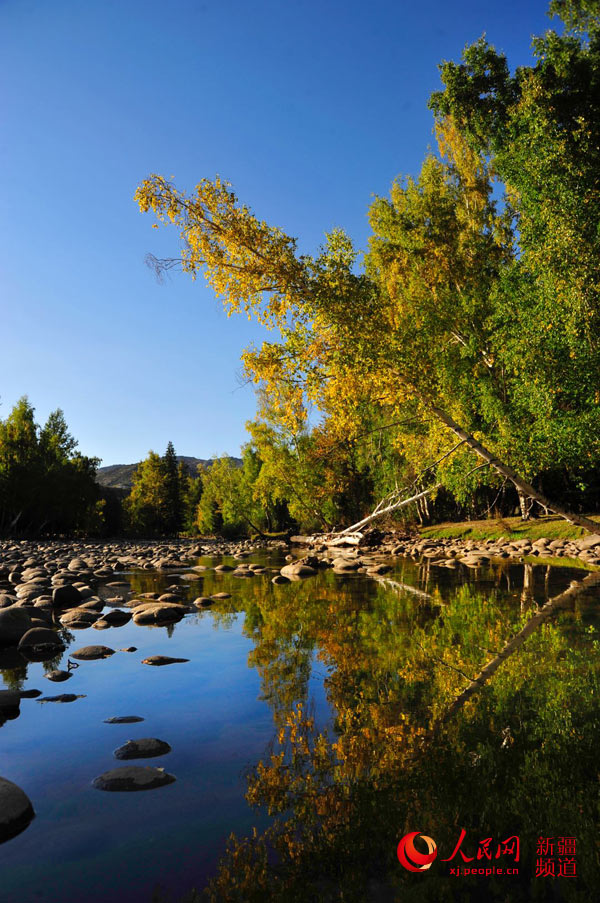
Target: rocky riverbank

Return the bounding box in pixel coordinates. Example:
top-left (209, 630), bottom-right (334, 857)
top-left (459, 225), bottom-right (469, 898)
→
top-left (287, 528), bottom-right (600, 570)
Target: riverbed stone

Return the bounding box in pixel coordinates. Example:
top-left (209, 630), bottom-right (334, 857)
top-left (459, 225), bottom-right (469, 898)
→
top-left (92, 765), bottom-right (176, 792)
top-left (0, 777), bottom-right (35, 843)
top-left (71, 645), bottom-right (115, 660)
top-left (0, 607), bottom-right (32, 646)
top-left (132, 603), bottom-right (186, 625)
top-left (44, 670), bottom-right (73, 682)
top-left (37, 694), bottom-right (86, 703)
top-left (52, 584), bottom-right (81, 608)
top-left (114, 738), bottom-right (172, 759)
top-left (104, 715), bottom-right (144, 724)
top-left (59, 608), bottom-right (100, 628)
top-left (141, 655), bottom-right (189, 666)
top-left (18, 627), bottom-right (64, 653)
top-left (280, 563), bottom-right (317, 578)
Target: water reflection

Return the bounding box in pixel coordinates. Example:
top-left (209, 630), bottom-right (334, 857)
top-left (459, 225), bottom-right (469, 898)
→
top-left (0, 553), bottom-right (598, 902)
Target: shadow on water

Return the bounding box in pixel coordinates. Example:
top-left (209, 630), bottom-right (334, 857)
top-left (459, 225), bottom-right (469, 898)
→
top-left (1, 551), bottom-right (599, 902)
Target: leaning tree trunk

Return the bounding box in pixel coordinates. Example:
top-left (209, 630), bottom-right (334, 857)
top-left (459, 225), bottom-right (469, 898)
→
top-left (429, 405), bottom-right (600, 534)
top-left (432, 571), bottom-right (600, 730)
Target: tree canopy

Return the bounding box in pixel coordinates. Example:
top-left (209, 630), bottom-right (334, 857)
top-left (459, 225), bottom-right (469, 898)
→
top-left (136, 0), bottom-right (600, 532)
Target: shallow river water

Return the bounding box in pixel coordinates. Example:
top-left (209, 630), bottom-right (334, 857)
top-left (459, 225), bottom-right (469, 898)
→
top-left (1, 549), bottom-right (598, 903)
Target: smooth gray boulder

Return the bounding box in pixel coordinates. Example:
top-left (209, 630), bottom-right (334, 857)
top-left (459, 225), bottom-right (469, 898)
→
top-left (44, 670), bottom-right (73, 682)
top-left (280, 563), bottom-right (317, 578)
top-left (18, 627), bottom-right (64, 651)
top-left (71, 645), bottom-right (115, 660)
top-left (92, 766), bottom-right (176, 792)
top-left (59, 608), bottom-right (100, 628)
top-left (104, 715), bottom-right (144, 724)
top-left (132, 603), bottom-right (186, 625)
top-left (114, 738), bottom-right (171, 759)
top-left (141, 655), bottom-right (189, 666)
top-left (0, 777), bottom-right (35, 843)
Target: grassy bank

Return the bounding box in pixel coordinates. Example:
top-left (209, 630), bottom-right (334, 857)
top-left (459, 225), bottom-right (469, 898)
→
top-left (419, 514), bottom-right (600, 543)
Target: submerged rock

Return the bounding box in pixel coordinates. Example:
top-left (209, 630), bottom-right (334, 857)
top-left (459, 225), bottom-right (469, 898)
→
top-left (141, 655), bottom-right (189, 666)
top-left (43, 670), bottom-right (73, 682)
top-left (71, 645), bottom-right (115, 660)
top-left (0, 777), bottom-right (35, 843)
top-left (104, 715), bottom-right (145, 724)
top-left (114, 738), bottom-right (171, 759)
top-left (37, 694), bottom-right (86, 703)
top-left (92, 765), bottom-right (176, 792)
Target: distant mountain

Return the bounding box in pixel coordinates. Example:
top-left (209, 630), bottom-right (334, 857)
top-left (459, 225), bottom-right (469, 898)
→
top-left (96, 455), bottom-right (242, 491)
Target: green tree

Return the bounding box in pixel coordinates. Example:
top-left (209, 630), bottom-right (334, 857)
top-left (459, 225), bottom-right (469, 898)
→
top-left (0, 398), bottom-right (100, 534)
top-left (125, 451), bottom-right (169, 535)
top-left (135, 0), bottom-right (600, 532)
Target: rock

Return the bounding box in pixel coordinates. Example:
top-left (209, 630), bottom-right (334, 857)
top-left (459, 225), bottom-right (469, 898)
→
top-left (0, 777), bottom-right (35, 843)
top-left (120, 647), bottom-right (137, 653)
top-left (52, 584), bottom-right (81, 608)
top-left (366, 564), bottom-right (392, 576)
top-left (272, 575), bottom-right (290, 585)
top-left (0, 607), bottom-right (32, 647)
top-left (132, 603), bottom-right (186, 625)
top-left (37, 694), bottom-right (86, 703)
top-left (141, 655), bottom-right (189, 666)
top-left (114, 738), bottom-right (172, 759)
top-left (280, 563), bottom-right (317, 578)
top-left (577, 533), bottom-right (600, 551)
top-left (211, 592), bottom-right (231, 600)
top-left (92, 765), bottom-right (176, 792)
top-left (71, 645), bottom-right (115, 660)
top-left (97, 609), bottom-right (131, 626)
top-left (68, 558), bottom-right (87, 571)
top-left (18, 627), bottom-right (64, 651)
top-left (104, 715), bottom-right (144, 724)
top-left (193, 597), bottom-right (213, 607)
top-left (59, 608), bottom-right (100, 630)
top-left (157, 593), bottom-right (182, 603)
top-left (44, 670), bottom-right (73, 682)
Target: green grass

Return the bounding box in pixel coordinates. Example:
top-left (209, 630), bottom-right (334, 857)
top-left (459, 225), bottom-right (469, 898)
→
top-left (419, 514), bottom-right (600, 543)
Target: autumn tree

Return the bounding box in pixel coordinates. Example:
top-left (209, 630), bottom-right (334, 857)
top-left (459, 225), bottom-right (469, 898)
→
top-left (135, 0), bottom-right (600, 532)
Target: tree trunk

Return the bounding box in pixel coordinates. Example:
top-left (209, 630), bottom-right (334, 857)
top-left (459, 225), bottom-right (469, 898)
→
top-left (435, 571), bottom-right (600, 729)
top-left (429, 405), bottom-right (600, 534)
top-left (517, 489), bottom-right (530, 521)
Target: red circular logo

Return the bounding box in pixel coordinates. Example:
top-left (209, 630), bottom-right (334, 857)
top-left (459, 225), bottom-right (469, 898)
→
top-left (397, 832), bottom-right (438, 872)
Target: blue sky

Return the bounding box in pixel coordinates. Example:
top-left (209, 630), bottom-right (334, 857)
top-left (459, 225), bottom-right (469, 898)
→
top-left (1, 0), bottom-right (553, 466)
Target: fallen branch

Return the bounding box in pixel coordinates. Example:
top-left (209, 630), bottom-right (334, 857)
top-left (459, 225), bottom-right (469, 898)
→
top-left (339, 484), bottom-right (443, 535)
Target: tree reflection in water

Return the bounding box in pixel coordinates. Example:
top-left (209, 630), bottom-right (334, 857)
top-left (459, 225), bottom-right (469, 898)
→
top-left (189, 562), bottom-right (600, 902)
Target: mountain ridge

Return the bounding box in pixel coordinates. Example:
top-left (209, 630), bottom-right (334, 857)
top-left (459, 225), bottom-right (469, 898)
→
top-left (96, 455), bottom-right (242, 490)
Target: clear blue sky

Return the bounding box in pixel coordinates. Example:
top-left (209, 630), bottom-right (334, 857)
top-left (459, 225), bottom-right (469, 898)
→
top-left (1, 0), bottom-right (552, 466)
